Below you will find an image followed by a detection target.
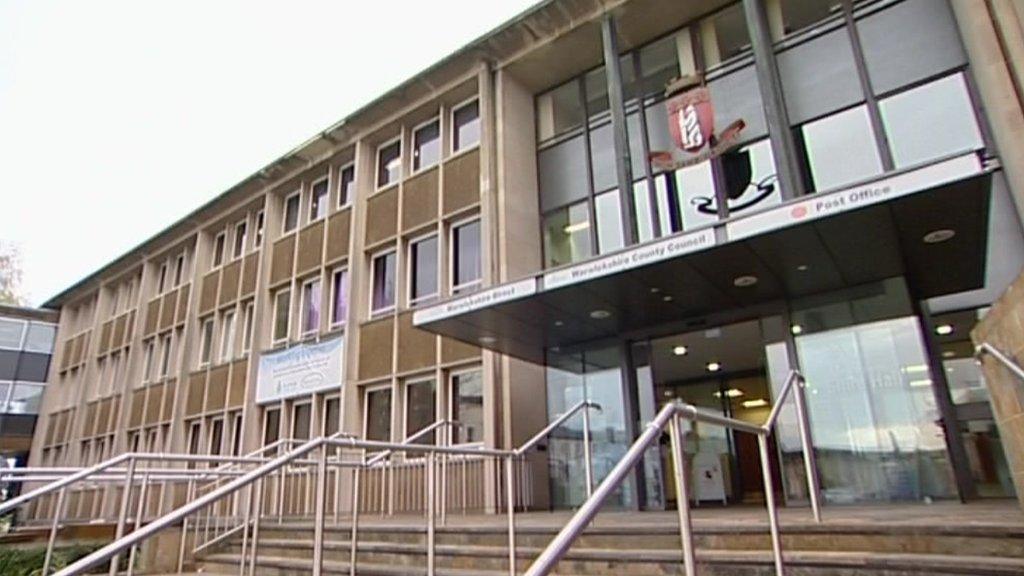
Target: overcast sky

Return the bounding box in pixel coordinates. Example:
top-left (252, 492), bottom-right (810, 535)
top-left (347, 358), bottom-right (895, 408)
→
top-left (0, 0), bottom-right (536, 307)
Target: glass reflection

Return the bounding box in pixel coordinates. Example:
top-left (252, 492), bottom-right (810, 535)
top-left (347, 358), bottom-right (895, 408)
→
top-left (595, 189), bottom-right (625, 254)
top-left (801, 105), bottom-right (883, 191)
top-left (543, 201), bottom-right (593, 267)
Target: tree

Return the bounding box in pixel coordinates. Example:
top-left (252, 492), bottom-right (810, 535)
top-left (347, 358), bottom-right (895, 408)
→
top-left (0, 242), bottom-right (27, 306)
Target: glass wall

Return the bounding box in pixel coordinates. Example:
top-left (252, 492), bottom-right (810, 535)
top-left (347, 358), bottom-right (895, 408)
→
top-left (546, 346), bottom-right (634, 509)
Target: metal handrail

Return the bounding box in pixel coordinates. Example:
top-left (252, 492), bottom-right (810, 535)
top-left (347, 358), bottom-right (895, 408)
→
top-left (514, 399), bottom-right (601, 497)
top-left (523, 370), bottom-right (820, 576)
top-left (976, 342), bottom-right (1024, 381)
top-left (366, 419), bottom-right (462, 466)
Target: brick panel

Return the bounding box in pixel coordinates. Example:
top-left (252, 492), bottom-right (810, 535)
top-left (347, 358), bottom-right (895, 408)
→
top-left (358, 317), bottom-right (394, 380)
top-left (219, 259), bottom-right (242, 307)
top-left (443, 149), bottom-right (480, 215)
top-left (186, 373), bottom-right (205, 417)
top-left (326, 210), bottom-right (351, 262)
top-left (297, 220), bottom-right (325, 274)
top-left (365, 187), bottom-right (398, 245)
top-left (199, 271), bottom-right (219, 316)
top-left (441, 336), bottom-right (481, 364)
top-left (145, 298), bottom-right (160, 336)
top-left (206, 364), bottom-right (229, 411)
top-left (228, 359), bottom-right (247, 408)
top-left (241, 253), bottom-right (259, 297)
top-left (396, 312), bottom-right (436, 373)
top-left (176, 285), bottom-right (190, 324)
top-left (402, 168), bottom-right (439, 233)
top-left (270, 235), bottom-right (296, 286)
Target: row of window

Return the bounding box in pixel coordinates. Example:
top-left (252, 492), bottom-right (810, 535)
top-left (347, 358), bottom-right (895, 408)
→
top-left (376, 98), bottom-right (481, 190)
top-left (211, 210), bottom-right (265, 269)
top-left (198, 301), bottom-right (255, 367)
top-left (93, 349), bottom-right (129, 398)
top-left (186, 411), bottom-right (244, 460)
top-left (155, 250), bottom-right (190, 296)
top-left (142, 331), bottom-right (177, 383)
top-left (364, 369), bottom-right (483, 445)
top-left (106, 274), bottom-right (141, 317)
top-left (272, 269), bottom-right (347, 346)
top-left (0, 318), bottom-right (56, 352)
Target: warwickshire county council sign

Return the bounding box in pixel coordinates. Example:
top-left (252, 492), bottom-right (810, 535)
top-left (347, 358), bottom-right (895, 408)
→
top-left (256, 336), bottom-right (344, 404)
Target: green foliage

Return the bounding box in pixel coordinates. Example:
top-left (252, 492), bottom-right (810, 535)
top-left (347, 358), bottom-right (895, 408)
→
top-left (0, 543), bottom-right (106, 576)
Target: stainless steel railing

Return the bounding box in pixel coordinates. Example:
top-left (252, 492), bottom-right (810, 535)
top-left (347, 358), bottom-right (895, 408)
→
top-left (975, 341), bottom-right (1024, 381)
top-left (523, 370), bottom-right (821, 576)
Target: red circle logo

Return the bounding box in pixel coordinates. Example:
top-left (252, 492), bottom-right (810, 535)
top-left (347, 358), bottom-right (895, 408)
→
top-left (791, 206), bottom-right (808, 219)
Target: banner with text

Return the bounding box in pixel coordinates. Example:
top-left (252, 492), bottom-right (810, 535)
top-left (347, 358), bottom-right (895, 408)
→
top-left (256, 336), bottom-right (344, 404)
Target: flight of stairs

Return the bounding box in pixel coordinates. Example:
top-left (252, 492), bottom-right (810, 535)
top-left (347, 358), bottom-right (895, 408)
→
top-left (195, 515), bottom-right (1024, 575)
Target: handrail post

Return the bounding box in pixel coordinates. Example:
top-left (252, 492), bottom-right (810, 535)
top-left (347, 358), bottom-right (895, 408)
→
top-left (426, 452), bottom-right (436, 576)
top-left (246, 478), bottom-right (264, 576)
top-left (349, 452), bottom-right (363, 576)
top-left (758, 433), bottom-right (785, 576)
top-left (582, 403), bottom-right (594, 498)
top-left (127, 470), bottom-right (151, 576)
top-left (668, 414), bottom-right (696, 576)
top-left (41, 486), bottom-right (67, 576)
top-left (109, 455), bottom-right (137, 576)
top-left (505, 454), bottom-right (516, 576)
top-left (792, 375), bottom-right (822, 523)
top-left (178, 477), bottom-right (195, 573)
top-left (312, 444), bottom-right (328, 576)
top-left (237, 482), bottom-right (253, 576)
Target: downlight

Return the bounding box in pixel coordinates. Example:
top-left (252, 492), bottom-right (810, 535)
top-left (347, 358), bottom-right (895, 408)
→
top-left (923, 229), bottom-right (956, 244)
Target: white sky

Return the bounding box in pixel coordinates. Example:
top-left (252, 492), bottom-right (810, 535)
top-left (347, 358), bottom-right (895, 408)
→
top-left (0, 0), bottom-right (537, 307)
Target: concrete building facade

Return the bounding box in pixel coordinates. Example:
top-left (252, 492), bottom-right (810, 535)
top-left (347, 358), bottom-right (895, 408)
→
top-left (27, 0), bottom-right (1024, 521)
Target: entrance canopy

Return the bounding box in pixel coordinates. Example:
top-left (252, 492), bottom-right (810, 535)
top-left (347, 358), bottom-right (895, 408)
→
top-left (414, 153), bottom-right (993, 365)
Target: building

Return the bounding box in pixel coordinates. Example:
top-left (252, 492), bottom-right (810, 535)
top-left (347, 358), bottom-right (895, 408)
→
top-left (0, 305), bottom-right (57, 475)
top-left (28, 0), bottom-right (1024, 523)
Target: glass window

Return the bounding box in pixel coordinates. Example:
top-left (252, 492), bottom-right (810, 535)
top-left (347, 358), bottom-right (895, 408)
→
top-left (241, 301), bottom-right (254, 353)
top-left (233, 220), bottom-right (247, 259)
top-left (208, 418), bottom-right (224, 456)
top-left (0, 320), bottom-right (25, 349)
top-left (410, 235), bottom-right (439, 304)
top-left (220, 310), bottom-right (236, 361)
top-left (364, 386), bottom-right (392, 442)
top-left (450, 370), bottom-right (483, 444)
top-left (273, 289), bottom-right (291, 344)
top-left (452, 220), bottom-right (482, 293)
top-left (199, 318), bottom-right (214, 366)
top-left (212, 232), bottom-right (226, 268)
top-left (338, 165), bottom-right (355, 208)
top-left (24, 323), bottom-right (55, 354)
top-left (300, 278), bottom-right (321, 336)
top-left (405, 378), bottom-right (436, 444)
top-left (633, 179), bottom-right (675, 243)
top-left (801, 105), bottom-right (883, 191)
top-left (292, 403), bottom-right (311, 440)
top-left (702, 3), bottom-right (750, 67)
top-left (187, 421), bottom-right (202, 456)
top-left (323, 396), bottom-right (341, 436)
top-left (537, 80), bottom-right (585, 142)
top-left (639, 33), bottom-right (683, 97)
top-left (377, 140), bottom-right (402, 188)
top-left (453, 100), bottom-right (480, 152)
top-left (143, 340), bottom-right (155, 381)
top-left (310, 178), bottom-right (329, 222)
top-left (283, 193), bottom-right (301, 233)
top-left (157, 263), bottom-right (168, 294)
top-left (159, 333), bottom-right (173, 376)
top-left (330, 268), bottom-right (348, 328)
top-left (254, 210), bottom-right (265, 247)
top-left (263, 408), bottom-right (281, 445)
top-left (174, 254), bottom-right (186, 286)
top-left (371, 251), bottom-right (397, 314)
top-left (413, 119), bottom-right (440, 172)
top-left (0, 382), bottom-right (10, 411)
top-left (543, 201), bottom-right (593, 268)
top-left (779, 0), bottom-right (842, 37)
top-left (595, 189), bottom-right (625, 254)
top-left (230, 412), bottom-right (243, 456)
top-left (879, 73), bottom-right (984, 169)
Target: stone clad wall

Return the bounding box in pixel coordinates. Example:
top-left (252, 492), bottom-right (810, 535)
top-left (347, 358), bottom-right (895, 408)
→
top-left (972, 271), bottom-right (1024, 509)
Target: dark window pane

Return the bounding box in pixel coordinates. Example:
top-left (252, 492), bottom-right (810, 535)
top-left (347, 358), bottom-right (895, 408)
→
top-left (453, 221), bottom-right (481, 291)
top-left (413, 119), bottom-right (440, 171)
top-left (451, 371), bottom-right (483, 444)
top-left (703, 3), bottom-right (750, 66)
top-left (453, 101), bottom-right (480, 151)
top-left (212, 234), bottom-right (225, 267)
top-left (274, 290), bottom-right (290, 342)
top-left (15, 352), bottom-right (50, 382)
top-left (411, 236), bottom-right (439, 302)
top-left (378, 141), bottom-right (402, 188)
top-left (365, 388), bottom-right (392, 442)
top-left (537, 80), bottom-right (584, 141)
top-left (324, 397), bottom-right (341, 436)
top-left (639, 33), bottom-right (682, 97)
top-left (264, 409), bottom-right (281, 444)
top-left (781, 0), bottom-right (842, 37)
top-left (405, 379), bottom-right (436, 445)
top-left (310, 179), bottom-right (329, 221)
top-left (372, 252), bottom-right (397, 312)
top-left (284, 194), bottom-right (300, 232)
top-left (292, 403), bottom-right (311, 440)
top-left (339, 165), bottom-right (355, 207)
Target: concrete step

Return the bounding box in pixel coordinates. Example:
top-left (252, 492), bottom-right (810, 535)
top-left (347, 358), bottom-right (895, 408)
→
top-left (200, 549), bottom-right (1024, 576)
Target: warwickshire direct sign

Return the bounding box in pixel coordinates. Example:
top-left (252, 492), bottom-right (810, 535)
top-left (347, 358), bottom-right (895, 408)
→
top-left (726, 153), bottom-right (983, 241)
top-left (256, 336), bottom-right (344, 404)
top-left (412, 279), bottom-right (537, 325)
top-left (543, 228), bottom-right (716, 290)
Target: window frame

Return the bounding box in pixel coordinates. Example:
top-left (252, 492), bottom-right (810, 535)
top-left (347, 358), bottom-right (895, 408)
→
top-left (362, 383), bottom-right (393, 442)
top-left (291, 400), bottom-right (313, 440)
top-left (412, 116), bottom-right (441, 174)
top-left (241, 301), bottom-right (255, 354)
top-left (282, 190), bottom-right (302, 235)
top-left (254, 210), bottom-right (265, 248)
top-left (376, 137), bottom-right (403, 190)
top-left (207, 416), bottom-right (225, 456)
top-left (329, 266), bottom-right (349, 329)
top-left (369, 248), bottom-right (398, 316)
top-left (157, 262), bottom-right (169, 295)
top-left (449, 216), bottom-right (483, 294)
top-left (403, 376), bottom-right (437, 444)
top-left (407, 232), bottom-right (440, 307)
top-left (322, 394), bottom-right (342, 437)
top-left (233, 219), bottom-right (248, 260)
top-left (448, 367), bottom-right (484, 447)
top-left (299, 276), bottom-right (322, 338)
top-left (142, 340), bottom-right (156, 383)
top-left (212, 231), bottom-right (227, 269)
top-left (337, 163), bottom-right (355, 209)
top-left (173, 253), bottom-right (186, 287)
top-left (309, 176), bottom-right (330, 223)
top-left (450, 96), bottom-right (481, 155)
top-left (219, 308), bottom-right (237, 362)
top-left (159, 333), bottom-right (173, 378)
top-left (272, 288), bottom-right (292, 347)
top-left (198, 317), bottom-right (215, 368)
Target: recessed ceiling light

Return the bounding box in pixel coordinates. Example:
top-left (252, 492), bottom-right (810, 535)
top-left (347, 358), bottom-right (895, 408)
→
top-left (650, 287), bottom-right (661, 294)
top-left (663, 390), bottom-right (673, 397)
top-left (935, 324), bottom-right (954, 335)
top-left (942, 350), bottom-right (956, 358)
top-left (713, 387), bottom-right (742, 397)
top-left (909, 379), bottom-right (933, 388)
top-left (563, 222), bottom-right (590, 234)
top-left (478, 336), bottom-right (496, 344)
top-left (742, 398), bottom-right (768, 408)
top-left (706, 361), bottom-right (722, 373)
top-left (590, 309), bottom-right (611, 320)
top-left (903, 364), bottom-right (929, 374)
top-left (662, 295), bottom-right (673, 302)
top-left (923, 229), bottom-right (956, 244)
top-left (672, 345), bottom-right (688, 356)
top-left (790, 324), bottom-right (803, 335)
top-left (796, 264), bottom-right (810, 272)
top-left (554, 320), bottom-right (564, 327)
top-left (733, 275), bottom-right (758, 287)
